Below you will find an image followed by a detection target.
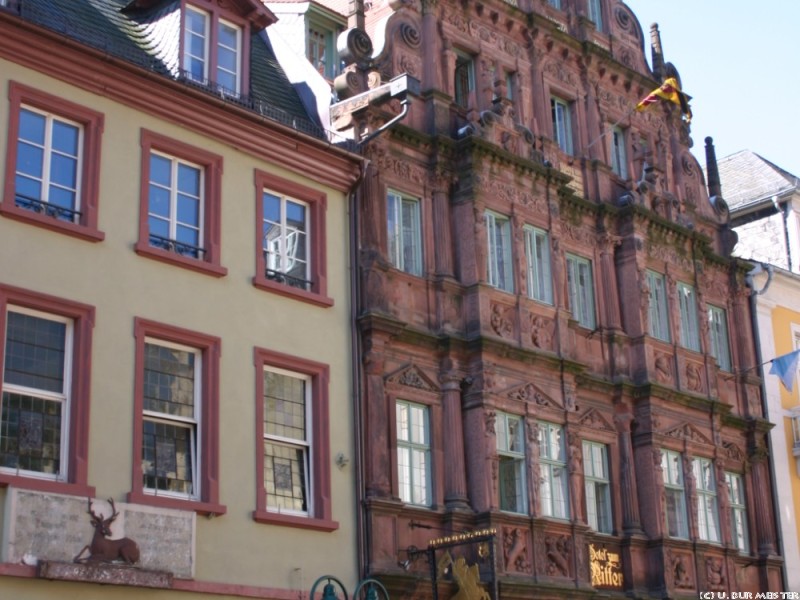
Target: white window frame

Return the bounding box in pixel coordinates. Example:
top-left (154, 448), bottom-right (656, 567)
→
top-left (661, 449), bottom-right (688, 538)
top-left (262, 190), bottom-right (311, 289)
top-left (496, 413), bottom-right (527, 514)
top-left (387, 190), bottom-right (423, 276)
top-left (725, 471), bottom-right (749, 553)
top-left (15, 106), bottom-right (84, 222)
top-left (610, 125), bottom-right (627, 179)
top-left (485, 211), bottom-right (514, 292)
top-left (306, 16), bottom-right (341, 80)
top-left (396, 400), bottom-right (431, 506)
top-left (708, 305), bottom-right (732, 371)
top-left (148, 151), bottom-right (205, 257)
top-left (454, 51), bottom-right (475, 108)
top-left (184, 6), bottom-right (210, 84)
top-left (216, 17), bottom-right (242, 94)
top-left (693, 457), bottom-right (720, 543)
top-left (566, 253), bottom-right (596, 329)
top-left (587, 0), bottom-right (603, 32)
top-left (142, 338), bottom-right (201, 500)
top-left (583, 440), bottom-right (612, 533)
top-left (538, 421), bottom-right (569, 519)
top-left (551, 97), bottom-right (574, 155)
top-left (678, 282), bottom-right (701, 351)
top-left (524, 225), bottom-right (553, 304)
top-left (1, 306), bottom-right (73, 481)
top-left (263, 365), bottom-right (313, 516)
top-left (647, 270), bottom-right (670, 341)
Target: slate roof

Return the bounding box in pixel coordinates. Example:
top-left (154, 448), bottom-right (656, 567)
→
top-left (717, 150), bottom-right (800, 212)
top-left (8, 0), bottom-right (327, 139)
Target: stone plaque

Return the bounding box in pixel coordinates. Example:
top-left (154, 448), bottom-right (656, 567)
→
top-left (2, 489), bottom-right (195, 578)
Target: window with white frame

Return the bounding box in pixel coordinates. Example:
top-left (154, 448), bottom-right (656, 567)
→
top-left (307, 16), bottom-right (342, 80)
top-left (387, 190), bottom-right (423, 276)
top-left (708, 305), bottom-right (731, 371)
top-left (485, 211), bottom-right (514, 292)
top-left (647, 270), bottom-right (670, 341)
top-left (263, 367), bottom-right (311, 514)
top-left (725, 471), bottom-right (749, 553)
top-left (693, 457), bottom-right (720, 542)
top-left (142, 340), bottom-right (200, 497)
top-left (183, 6), bottom-right (242, 95)
top-left (551, 97), bottom-right (574, 155)
top-left (0, 307), bottom-right (72, 478)
top-left (661, 449), bottom-right (688, 538)
top-left (678, 282), bottom-right (701, 351)
top-left (524, 225), bottom-right (553, 304)
top-left (566, 253), bottom-right (596, 329)
top-left (539, 422), bottom-right (569, 519)
top-left (14, 106), bottom-right (83, 223)
top-left (263, 190), bottom-right (310, 290)
top-left (583, 441), bottom-right (612, 533)
top-left (396, 401), bottom-right (431, 506)
top-left (587, 0), bottom-right (604, 32)
top-left (497, 413), bottom-right (526, 513)
top-left (147, 151), bottom-right (204, 259)
top-left (610, 125), bottom-right (627, 178)
top-left (454, 51), bottom-right (475, 108)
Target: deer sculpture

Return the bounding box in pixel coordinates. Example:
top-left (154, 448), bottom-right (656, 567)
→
top-left (73, 497), bottom-right (140, 565)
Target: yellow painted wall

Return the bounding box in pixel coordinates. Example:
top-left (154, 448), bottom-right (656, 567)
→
top-left (0, 59), bottom-right (358, 594)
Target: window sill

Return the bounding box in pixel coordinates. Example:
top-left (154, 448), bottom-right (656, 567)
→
top-left (252, 276), bottom-right (333, 308)
top-left (127, 490), bottom-right (226, 516)
top-left (135, 242), bottom-right (227, 278)
top-left (0, 473), bottom-right (95, 497)
top-left (252, 509), bottom-right (339, 531)
top-left (0, 203), bottom-right (105, 242)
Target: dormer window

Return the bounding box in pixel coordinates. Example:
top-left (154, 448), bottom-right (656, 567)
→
top-left (183, 5), bottom-right (243, 95)
top-left (305, 9), bottom-right (344, 81)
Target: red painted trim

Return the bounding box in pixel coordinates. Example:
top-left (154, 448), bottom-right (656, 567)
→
top-left (1, 81), bottom-right (105, 242)
top-left (136, 129), bottom-right (227, 278)
top-left (253, 347), bottom-right (337, 530)
top-left (0, 284), bottom-right (96, 495)
top-left (253, 170), bottom-right (333, 307)
top-left (130, 318), bottom-right (225, 516)
top-left (0, 564), bottom-right (36, 578)
top-left (0, 19), bottom-right (362, 193)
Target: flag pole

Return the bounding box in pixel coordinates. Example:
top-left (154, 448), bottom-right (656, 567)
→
top-left (584, 105), bottom-right (637, 153)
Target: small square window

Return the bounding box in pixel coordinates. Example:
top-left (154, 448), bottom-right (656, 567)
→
top-left (183, 5), bottom-right (243, 96)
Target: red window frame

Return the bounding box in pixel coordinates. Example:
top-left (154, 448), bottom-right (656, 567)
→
top-left (253, 347), bottom-right (337, 531)
top-left (129, 318), bottom-right (225, 516)
top-left (136, 129), bottom-right (227, 277)
top-left (2, 81), bottom-right (105, 242)
top-left (0, 284), bottom-right (95, 496)
top-left (253, 170), bottom-right (331, 307)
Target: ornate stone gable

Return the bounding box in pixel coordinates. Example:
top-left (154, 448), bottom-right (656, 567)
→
top-left (661, 422), bottom-right (712, 446)
top-left (723, 441), bottom-right (746, 462)
top-left (385, 364), bottom-right (439, 392)
top-left (577, 408), bottom-right (614, 432)
top-left (503, 381), bottom-right (562, 409)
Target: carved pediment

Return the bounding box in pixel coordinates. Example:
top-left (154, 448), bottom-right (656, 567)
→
top-left (577, 408), bottom-right (614, 432)
top-left (723, 441), bottom-right (745, 462)
top-left (661, 422), bottom-right (711, 445)
top-left (504, 382), bottom-right (561, 409)
top-left (385, 364), bottom-right (438, 392)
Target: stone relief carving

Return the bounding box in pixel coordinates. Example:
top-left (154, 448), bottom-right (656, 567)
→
top-left (544, 535), bottom-right (570, 577)
top-left (530, 315), bottom-right (552, 349)
top-left (578, 408), bottom-right (614, 431)
top-left (490, 303), bottom-right (513, 338)
top-left (505, 382), bottom-right (561, 409)
top-left (685, 362), bottom-right (703, 393)
top-left (723, 441), bottom-right (745, 462)
top-left (654, 353), bottom-right (672, 383)
top-left (485, 410), bottom-right (497, 436)
top-left (385, 365), bottom-right (438, 392)
top-left (503, 527), bottom-right (531, 573)
top-left (706, 557), bottom-right (724, 590)
top-left (668, 550), bottom-right (694, 589)
top-left (662, 423), bottom-right (712, 446)
top-left (371, 147), bottom-right (427, 184)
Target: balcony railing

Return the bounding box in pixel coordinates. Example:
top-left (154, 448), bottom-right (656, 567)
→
top-left (15, 194), bottom-right (80, 222)
top-left (149, 234), bottom-right (205, 259)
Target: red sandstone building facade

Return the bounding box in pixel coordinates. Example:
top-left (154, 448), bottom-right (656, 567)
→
top-left (298, 0), bottom-right (787, 596)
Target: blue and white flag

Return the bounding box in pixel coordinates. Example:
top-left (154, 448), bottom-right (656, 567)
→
top-left (769, 349), bottom-right (800, 393)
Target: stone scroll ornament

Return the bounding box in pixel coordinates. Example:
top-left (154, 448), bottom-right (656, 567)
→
top-left (73, 498), bottom-right (140, 564)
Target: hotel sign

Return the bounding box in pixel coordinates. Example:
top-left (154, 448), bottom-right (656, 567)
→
top-left (589, 544), bottom-right (623, 589)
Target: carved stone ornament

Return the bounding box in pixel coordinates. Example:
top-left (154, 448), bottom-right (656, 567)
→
top-left (667, 550), bottom-right (694, 589)
top-left (503, 527), bottom-right (531, 573)
top-left (723, 441), bottom-right (745, 462)
top-left (505, 382), bottom-right (561, 409)
top-left (530, 314), bottom-right (552, 349)
top-left (685, 362), bottom-right (703, 393)
top-left (654, 353), bottom-right (672, 383)
top-left (662, 422), bottom-right (712, 445)
top-left (385, 364), bottom-right (438, 392)
top-left (490, 303), bottom-right (514, 338)
top-left (705, 557), bottom-right (725, 590)
top-left (544, 535), bottom-right (570, 577)
top-left (577, 408), bottom-right (614, 432)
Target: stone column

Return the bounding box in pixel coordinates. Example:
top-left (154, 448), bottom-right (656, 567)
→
top-left (440, 364), bottom-right (469, 508)
top-left (749, 449), bottom-right (776, 556)
top-left (615, 413), bottom-right (642, 533)
top-left (364, 340), bottom-right (390, 497)
top-left (431, 173), bottom-right (454, 277)
top-left (598, 233), bottom-right (622, 330)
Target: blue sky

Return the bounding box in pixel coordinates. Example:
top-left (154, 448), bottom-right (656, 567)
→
top-left (621, 1), bottom-right (800, 178)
